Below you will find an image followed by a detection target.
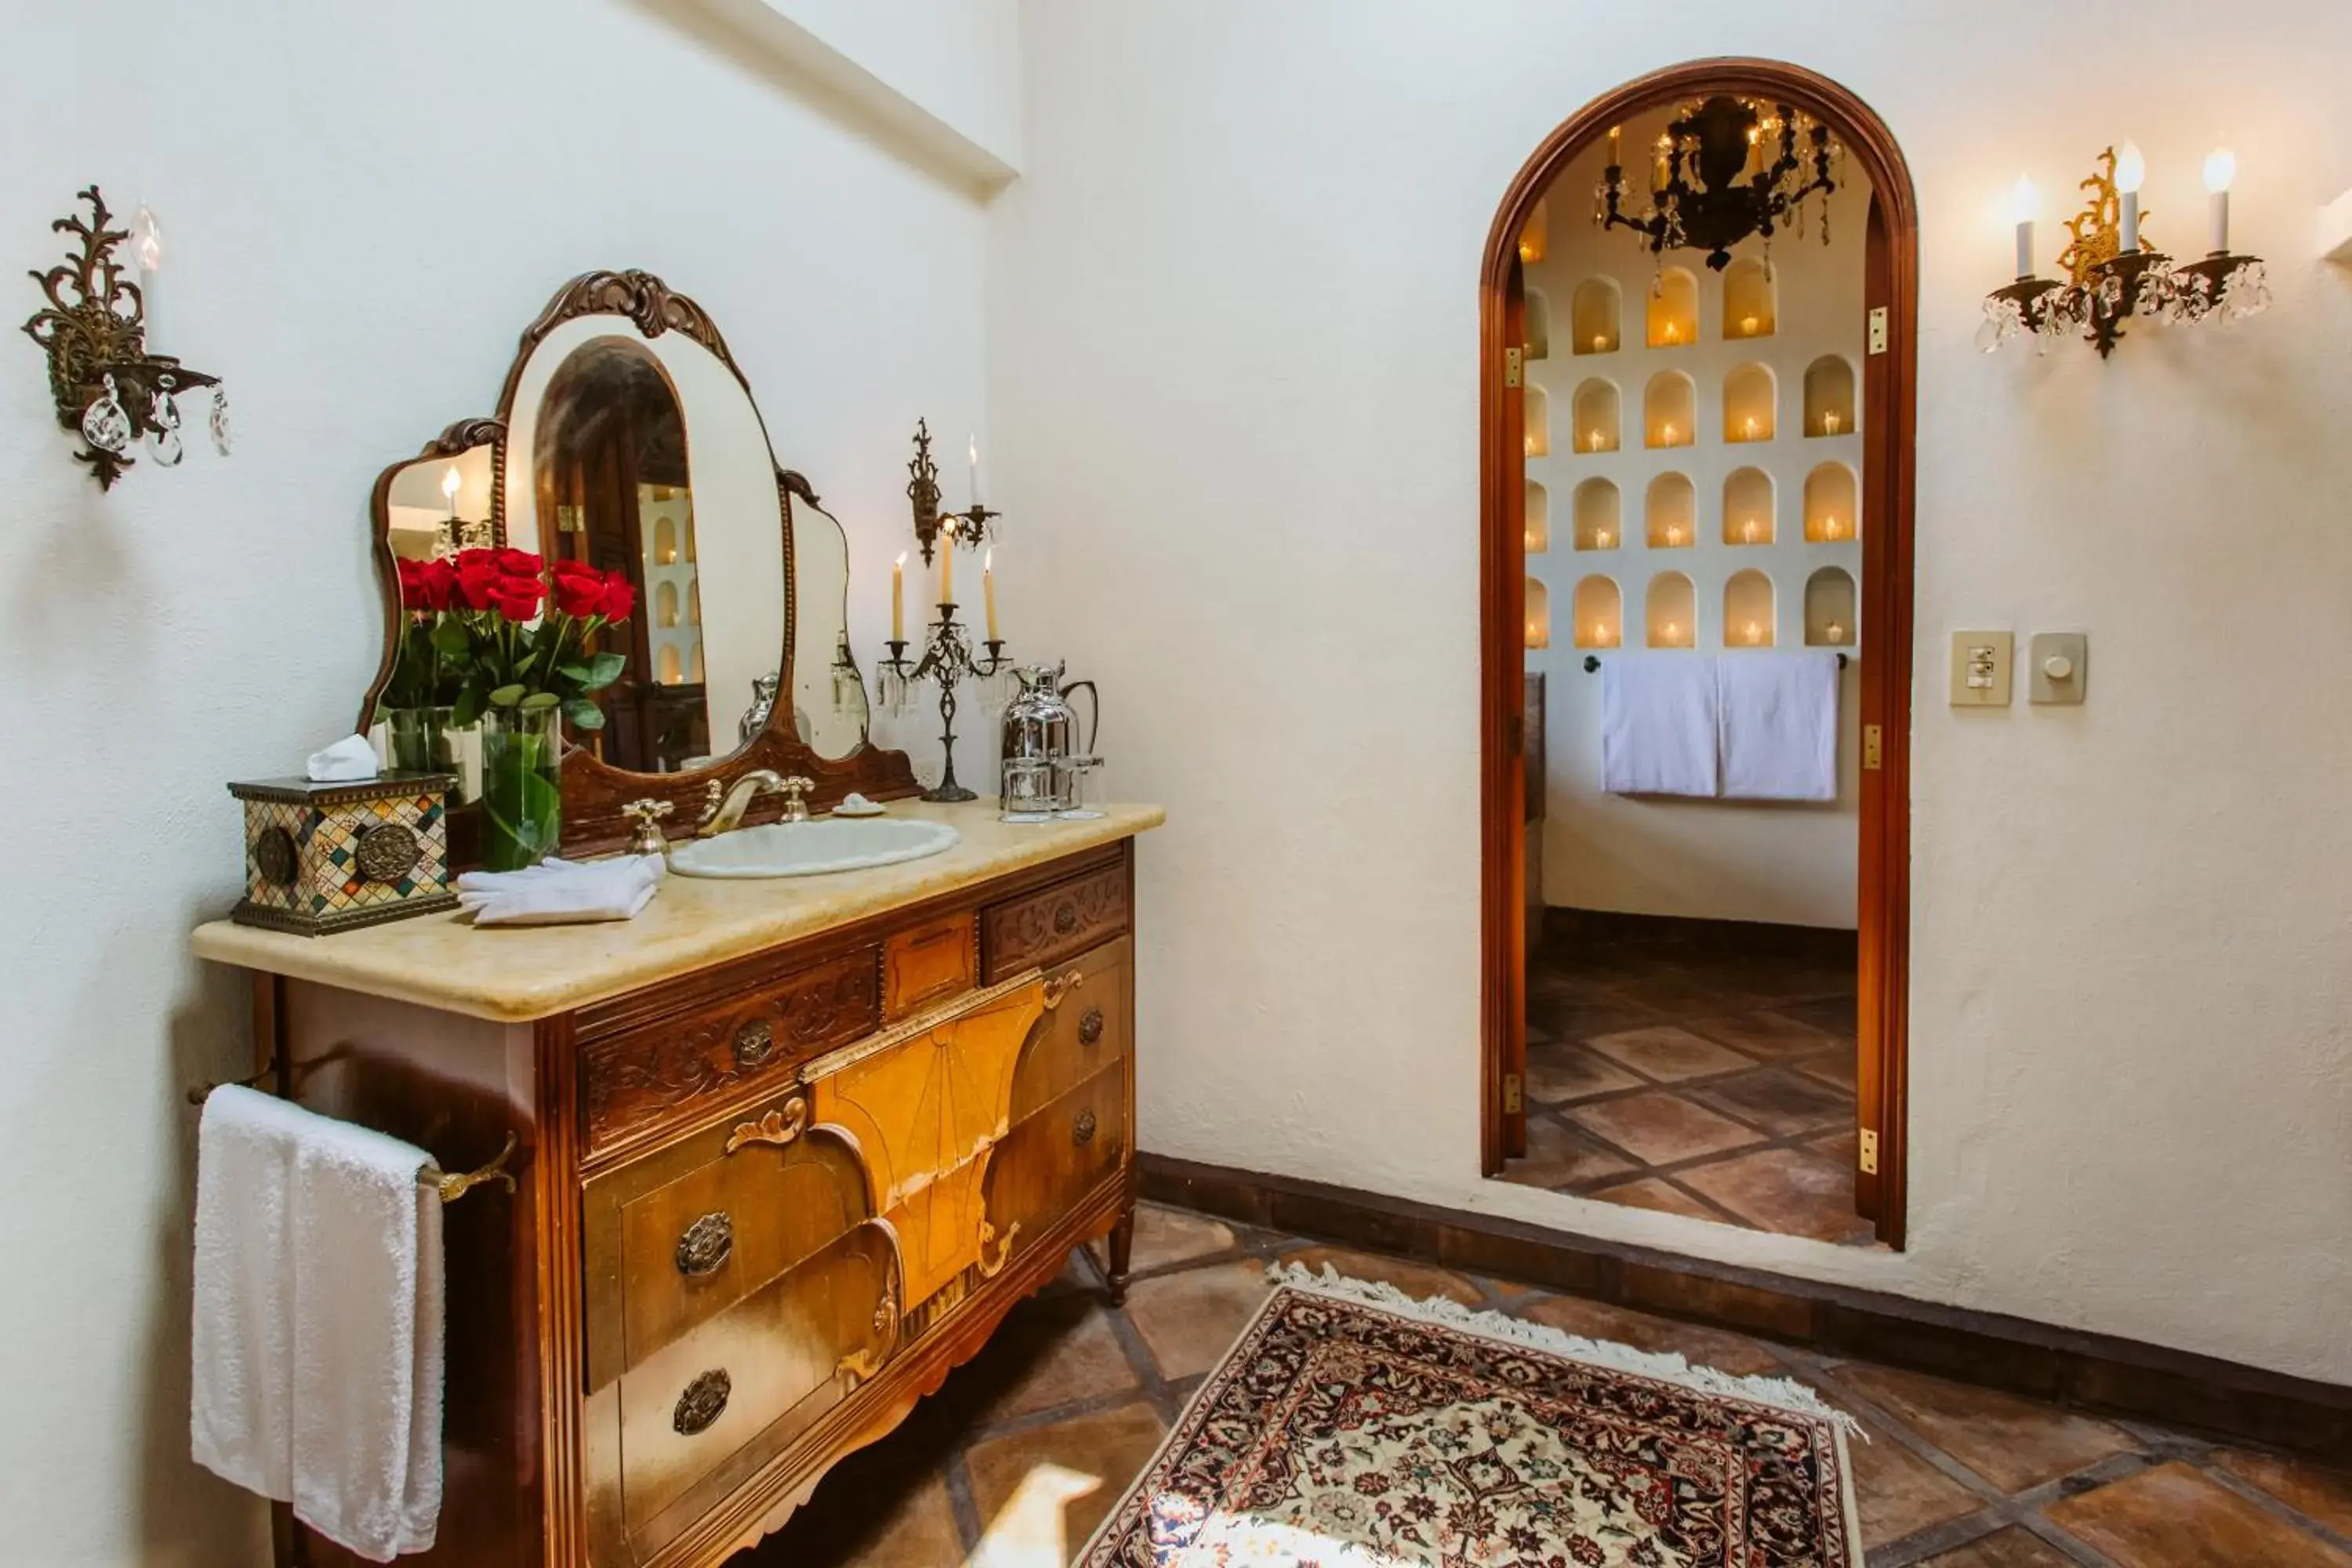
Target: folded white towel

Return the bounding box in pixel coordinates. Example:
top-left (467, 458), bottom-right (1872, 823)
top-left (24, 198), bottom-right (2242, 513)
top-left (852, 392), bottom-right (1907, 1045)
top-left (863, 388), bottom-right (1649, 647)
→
top-left (456, 854), bottom-right (662, 926)
top-left (1717, 651), bottom-right (1841, 801)
top-left (191, 1085), bottom-right (444, 1562)
top-left (307, 735), bottom-right (382, 783)
top-left (1602, 653), bottom-right (1719, 797)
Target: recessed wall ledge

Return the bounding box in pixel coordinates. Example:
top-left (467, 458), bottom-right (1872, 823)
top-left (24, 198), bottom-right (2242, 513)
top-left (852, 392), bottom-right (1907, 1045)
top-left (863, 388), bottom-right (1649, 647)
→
top-left (2321, 187), bottom-right (2352, 263)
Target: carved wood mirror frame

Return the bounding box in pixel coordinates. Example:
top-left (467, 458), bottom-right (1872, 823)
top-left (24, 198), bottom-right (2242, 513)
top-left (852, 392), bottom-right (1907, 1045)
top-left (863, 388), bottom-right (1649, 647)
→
top-left (358, 270), bottom-right (918, 860)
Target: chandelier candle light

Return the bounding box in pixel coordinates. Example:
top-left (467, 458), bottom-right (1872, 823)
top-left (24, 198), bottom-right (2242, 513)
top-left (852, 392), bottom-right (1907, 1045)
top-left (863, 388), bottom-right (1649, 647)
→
top-left (882, 419), bottom-right (1011, 802)
top-left (1595, 96), bottom-right (1842, 270)
top-left (1980, 141), bottom-right (2267, 357)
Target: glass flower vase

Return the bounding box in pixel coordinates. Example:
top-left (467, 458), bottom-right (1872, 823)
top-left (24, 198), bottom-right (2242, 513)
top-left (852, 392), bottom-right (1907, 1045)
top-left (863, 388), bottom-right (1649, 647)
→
top-left (480, 703), bottom-right (564, 871)
top-left (384, 705), bottom-right (456, 775)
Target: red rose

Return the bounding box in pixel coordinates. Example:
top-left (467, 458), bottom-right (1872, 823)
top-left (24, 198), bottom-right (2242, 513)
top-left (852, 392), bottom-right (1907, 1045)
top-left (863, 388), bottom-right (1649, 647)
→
top-left (550, 560), bottom-right (607, 619)
top-left (597, 569), bottom-right (637, 623)
top-left (405, 557), bottom-right (459, 612)
top-left (454, 554), bottom-right (503, 612)
top-left (492, 547), bottom-right (545, 580)
top-left (487, 575), bottom-right (544, 622)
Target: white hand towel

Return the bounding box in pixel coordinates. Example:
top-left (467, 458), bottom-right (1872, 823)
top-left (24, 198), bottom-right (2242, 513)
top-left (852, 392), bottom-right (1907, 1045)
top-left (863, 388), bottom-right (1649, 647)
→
top-left (307, 735), bottom-right (382, 782)
top-left (1601, 653), bottom-right (1719, 797)
top-left (191, 1086), bottom-right (444, 1562)
top-left (1717, 651), bottom-right (1841, 801)
top-left (456, 854), bottom-right (662, 926)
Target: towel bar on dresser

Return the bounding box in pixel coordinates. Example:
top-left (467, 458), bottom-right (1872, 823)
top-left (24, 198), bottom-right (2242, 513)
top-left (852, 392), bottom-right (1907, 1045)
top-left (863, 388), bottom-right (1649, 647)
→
top-left (184, 1070), bottom-right (521, 1203)
top-left (1583, 653), bottom-right (1848, 672)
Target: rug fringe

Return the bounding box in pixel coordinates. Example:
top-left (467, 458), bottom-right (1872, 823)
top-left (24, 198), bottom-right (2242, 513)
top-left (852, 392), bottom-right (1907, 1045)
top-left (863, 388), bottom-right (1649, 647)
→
top-left (1265, 1262), bottom-right (1865, 1440)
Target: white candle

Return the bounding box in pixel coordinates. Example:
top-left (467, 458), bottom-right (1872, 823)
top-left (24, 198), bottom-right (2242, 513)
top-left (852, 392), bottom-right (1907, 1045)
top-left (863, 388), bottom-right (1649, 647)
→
top-left (891, 552), bottom-right (906, 640)
top-left (1594, 528), bottom-right (1612, 548)
top-left (1664, 620), bottom-right (1682, 644)
top-left (1595, 621), bottom-right (1613, 645)
top-left (1592, 334), bottom-right (1606, 353)
top-left (1824, 412), bottom-right (1842, 436)
top-left (938, 524), bottom-right (955, 604)
top-left (1663, 422), bottom-right (1678, 445)
top-left (1608, 126), bottom-right (1622, 167)
top-left (1743, 416), bottom-right (1759, 441)
top-left (1665, 524), bottom-right (1682, 546)
top-left (1746, 620), bottom-right (1763, 644)
top-left (2011, 175), bottom-right (2038, 278)
top-left (1740, 314), bottom-right (1760, 336)
top-left (967, 434), bottom-right (982, 507)
top-left (2115, 141), bottom-right (2145, 252)
top-left (2203, 146), bottom-right (2235, 253)
top-left (983, 547), bottom-right (1000, 641)
top-left (441, 464), bottom-right (461, 520)
top-left (1741, 518), bottom-right (1758, 543)
top-left (132, 205), bottom-right (164, 343)
top-left (1826, 621), bottom-right (1845, 644)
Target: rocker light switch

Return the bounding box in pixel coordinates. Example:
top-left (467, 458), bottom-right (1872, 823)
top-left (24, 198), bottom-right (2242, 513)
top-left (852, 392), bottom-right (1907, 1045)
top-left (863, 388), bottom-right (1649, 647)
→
top-left (1950, 631), bottom-right (2013, 707)
top-left (2030, 632), bottom-right (2087, 704)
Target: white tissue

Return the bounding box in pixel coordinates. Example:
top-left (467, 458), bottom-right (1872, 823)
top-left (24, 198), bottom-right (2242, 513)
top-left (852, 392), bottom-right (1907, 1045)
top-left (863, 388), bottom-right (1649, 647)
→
top-left (307, 735), bottom-right (382, 783)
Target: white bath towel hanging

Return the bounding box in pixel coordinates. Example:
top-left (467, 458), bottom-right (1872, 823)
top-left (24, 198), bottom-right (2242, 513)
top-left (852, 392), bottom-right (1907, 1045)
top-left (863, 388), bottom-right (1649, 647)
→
top-left (1716, 651), bottom-right (1841, 801)
top-left (1601, 652), bottom-right (1720, 797)
top-left (191, 1085), bottom-right (445, 1562)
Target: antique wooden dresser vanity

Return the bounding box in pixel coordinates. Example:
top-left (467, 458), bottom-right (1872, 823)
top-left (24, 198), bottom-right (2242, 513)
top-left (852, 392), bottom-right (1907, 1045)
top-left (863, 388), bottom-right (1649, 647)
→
top-left (190, 270), bottom-right (1162, 1566)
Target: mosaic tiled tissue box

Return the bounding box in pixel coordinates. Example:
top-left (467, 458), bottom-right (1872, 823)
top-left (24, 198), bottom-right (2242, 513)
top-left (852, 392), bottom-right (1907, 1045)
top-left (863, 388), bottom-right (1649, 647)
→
top-left (228, 772), bottom-right (459, 935)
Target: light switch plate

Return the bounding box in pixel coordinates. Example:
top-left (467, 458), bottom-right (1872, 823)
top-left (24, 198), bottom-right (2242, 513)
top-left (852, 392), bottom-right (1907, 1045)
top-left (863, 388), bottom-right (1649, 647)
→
top-left (1950, 631), bottom-right (2013, 707)
top-left (2029, 632), bottom-right (2087, 704)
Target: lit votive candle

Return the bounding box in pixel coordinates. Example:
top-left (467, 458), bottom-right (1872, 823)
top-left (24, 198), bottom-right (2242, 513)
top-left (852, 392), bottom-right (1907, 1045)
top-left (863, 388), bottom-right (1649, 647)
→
top-left (1662, 422), bottom-right (1678, 445)
top-left (1664, 321), bottom-right (1680, 344)
top-left (1743, 416), bottom-right (1759, 441)
top-left (1665, 524), bottom-right (1683, 546)
top-left (1741, 518), bottom-right (1758, 543)
top-left (1825, 622), bottom-right (1846, 644)
top-left (1824, 412), bottom-right (1842, 435)
top-left (1664, 620), bottom-right (1682, 644)
top-left (1592, 334), bottom-right (1607, 353)
top-left (1594, 528), bottom-right (1613, 547)
top-left (1746, 620), bottom-right (1763, 644)
top-left (1741, 314), bottom-right (1760, 335)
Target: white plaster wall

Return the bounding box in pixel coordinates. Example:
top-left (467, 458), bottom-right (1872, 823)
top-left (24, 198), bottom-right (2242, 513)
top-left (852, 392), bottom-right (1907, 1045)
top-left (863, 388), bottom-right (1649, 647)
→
top-left (0, 2), bottom-right (988, 1560)
top-left (1528, 107), bottom-right (1867, 927)
top-left (991, 0), bottom-right (2352, 1384)
top-left (760, 0), bottom-right (1024, 172)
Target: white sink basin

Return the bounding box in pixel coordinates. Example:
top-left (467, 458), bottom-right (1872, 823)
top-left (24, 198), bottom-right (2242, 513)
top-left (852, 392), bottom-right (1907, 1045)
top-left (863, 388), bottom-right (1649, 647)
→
top-left (667, 817), bottom-right (960, 879)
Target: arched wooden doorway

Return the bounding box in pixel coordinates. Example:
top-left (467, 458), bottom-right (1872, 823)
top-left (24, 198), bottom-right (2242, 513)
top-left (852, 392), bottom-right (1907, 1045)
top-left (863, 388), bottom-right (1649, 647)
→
top-left (1479, 59), bottom-right (1918, 1246)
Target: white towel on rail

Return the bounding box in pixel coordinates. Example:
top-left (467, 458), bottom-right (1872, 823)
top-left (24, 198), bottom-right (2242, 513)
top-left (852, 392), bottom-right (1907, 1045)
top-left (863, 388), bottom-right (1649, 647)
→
top-left (1716, 651), bottom-right (1841, 801)
top-left (191, 1085), bottom-right (445, 1561)
top-left (1601, 653), bottom-right (1719, 797)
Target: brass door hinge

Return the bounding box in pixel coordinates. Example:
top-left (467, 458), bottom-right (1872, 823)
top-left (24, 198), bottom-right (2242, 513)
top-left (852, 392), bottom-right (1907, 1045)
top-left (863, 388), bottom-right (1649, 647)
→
top-left (1862, 724), bottom-right (1884, 770)
top-left (1867, 307), bottom-right (1889, 354)
top-left (1502, 1074), bottom-right (1524, 1114)
top-left (1858, 1127), bottom-right (1881, 1175)
top-left (1503, 346), bottom-right (1524, 388)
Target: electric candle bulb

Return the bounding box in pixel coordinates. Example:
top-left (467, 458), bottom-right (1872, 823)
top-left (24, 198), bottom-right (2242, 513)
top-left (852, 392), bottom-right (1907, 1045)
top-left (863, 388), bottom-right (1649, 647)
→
top-left (1824, 412), bottom-right (1842, 435)
top-left (1666, 524), bottom-right (1683, 546)
top-left (2010, 175), bottom-right (2038, 278)
top-left (132, 205), bottom-right (163, 339)
top-left (982, 546), bottom-right (1000, 641)
top-left (1741, 518), bottom-right (1758, 543)
top-left (1526, 434), bottom-right (1538, 457)
top-left (1746, 620), bottom-right (1763, 644)
top-left (1662, 422), bottom-right (1678, 445)
top-left (1595, 622), bottom-right (1613, 644)
top-left (2203, 144), bottom-right (2235, 252)
top-left (1664, 321), bottom-right (1680, 344)
top-left (440, 465), bottom-right (461, 517)
top-left (1743, 416), bottom-right (1759, 441)
top-left (1588, 430), bottom-right (1603, 452)
top-left (891, 552), bottom-right (906, 640)
top-left (1664, 620), bottom-right (1682, 644)
top-left (2115, 140), bottom-right (2145, 252)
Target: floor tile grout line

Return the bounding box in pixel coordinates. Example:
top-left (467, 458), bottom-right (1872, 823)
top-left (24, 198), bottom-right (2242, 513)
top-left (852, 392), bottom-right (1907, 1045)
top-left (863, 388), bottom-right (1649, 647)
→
top-left (2191, 1455), bottom-right (2352, 1555)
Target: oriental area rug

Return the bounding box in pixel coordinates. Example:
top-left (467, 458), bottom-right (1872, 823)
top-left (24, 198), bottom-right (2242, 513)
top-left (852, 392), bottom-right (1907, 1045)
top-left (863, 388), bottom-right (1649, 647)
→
top-left (1080, 1267), bottom-right (1864, 1567)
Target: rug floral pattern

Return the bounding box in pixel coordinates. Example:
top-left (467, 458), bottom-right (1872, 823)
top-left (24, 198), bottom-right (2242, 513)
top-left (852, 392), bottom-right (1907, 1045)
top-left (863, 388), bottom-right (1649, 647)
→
top-left (1083, 1285), bottom-right (1858, 1567)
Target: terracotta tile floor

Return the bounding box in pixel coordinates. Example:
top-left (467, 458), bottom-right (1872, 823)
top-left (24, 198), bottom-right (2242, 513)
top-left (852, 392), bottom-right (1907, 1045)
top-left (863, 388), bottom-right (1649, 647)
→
top-left (734, 1200), bottom-right (2352, 1566)
top-left (1506, 910), bottom-right (1876, 1244)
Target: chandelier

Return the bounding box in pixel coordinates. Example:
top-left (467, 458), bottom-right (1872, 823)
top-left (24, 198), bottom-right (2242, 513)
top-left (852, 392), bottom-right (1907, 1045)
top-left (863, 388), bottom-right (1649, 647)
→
top-left (1978, 143), bottom-right (2267, 358)
top-left (1593, 96), bottom-right (1843, 270)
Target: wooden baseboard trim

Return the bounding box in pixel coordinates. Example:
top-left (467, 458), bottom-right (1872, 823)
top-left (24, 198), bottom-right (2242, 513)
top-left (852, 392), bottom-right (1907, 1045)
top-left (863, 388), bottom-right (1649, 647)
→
top-left (1138, 1153), bottom-right (2350, 1459)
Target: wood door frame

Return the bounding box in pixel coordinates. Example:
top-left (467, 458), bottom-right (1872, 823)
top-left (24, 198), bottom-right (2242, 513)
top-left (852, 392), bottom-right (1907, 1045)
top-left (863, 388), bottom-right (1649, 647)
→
top-left (1478, 58), bottom-right (1919, 1247)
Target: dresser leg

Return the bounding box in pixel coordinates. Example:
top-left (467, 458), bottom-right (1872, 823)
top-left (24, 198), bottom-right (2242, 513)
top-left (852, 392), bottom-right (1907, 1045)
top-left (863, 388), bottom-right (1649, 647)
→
top-left (1105, 1207), bottom-right (1136, 1306)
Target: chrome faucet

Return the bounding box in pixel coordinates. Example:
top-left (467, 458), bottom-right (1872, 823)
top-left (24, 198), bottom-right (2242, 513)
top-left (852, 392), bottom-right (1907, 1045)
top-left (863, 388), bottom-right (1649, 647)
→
top-left (698, 771), bottom-right (785, 837)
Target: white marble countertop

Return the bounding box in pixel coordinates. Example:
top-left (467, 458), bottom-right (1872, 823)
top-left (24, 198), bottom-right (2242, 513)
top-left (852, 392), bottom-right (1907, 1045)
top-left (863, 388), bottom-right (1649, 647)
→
top-left (191, 800), bottom-right (1164, 1023)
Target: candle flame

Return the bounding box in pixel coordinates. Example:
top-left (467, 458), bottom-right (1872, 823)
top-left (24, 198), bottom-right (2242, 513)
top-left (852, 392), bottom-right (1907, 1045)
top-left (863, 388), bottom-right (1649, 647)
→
top-left (2114, 140), bottom-right (2146, 194)
top-left (2010, 175), bottom-right (2039, 225)
top-left (895, 550), bottom-right (907, 568)
top-left (2203, 145), bottom-right (2236, 194)
top-left (441, 465), bottom-right (461, 502)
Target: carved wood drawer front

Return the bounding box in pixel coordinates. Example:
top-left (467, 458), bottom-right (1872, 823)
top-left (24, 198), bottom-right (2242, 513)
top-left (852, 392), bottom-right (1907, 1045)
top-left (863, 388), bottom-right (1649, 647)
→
top-left (981, 858), bottom-right (1129, 982)
top-left (983, 1060), bottom-right (1131, 1271)
top-left (1011, 936), bottom-right (1131, 1123)
top-left (881, 911), bottom-right (976, 1022)
top-left (582, 1084), bottom-right (875, 1388)
top-left (581, 946), bottom-right (881, 1156)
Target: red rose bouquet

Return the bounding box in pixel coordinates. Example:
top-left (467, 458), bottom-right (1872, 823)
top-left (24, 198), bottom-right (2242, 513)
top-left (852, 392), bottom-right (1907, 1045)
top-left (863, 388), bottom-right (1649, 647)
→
top-left (445, 548), bottom-right (636, 731)
top-left (386, 556), bottom-right (469, 710)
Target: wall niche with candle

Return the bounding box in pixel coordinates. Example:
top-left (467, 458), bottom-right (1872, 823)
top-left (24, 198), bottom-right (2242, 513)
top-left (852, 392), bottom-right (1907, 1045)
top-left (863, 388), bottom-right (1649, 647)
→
top-left (1723, 257), bottom-right (1777, 339)
top-left (1573, 477), bottom-right (1621, 550)
top-left (1805, 566), bottom-right (1857, 648)
top-left (1519, 196), bottom-right (1549, 265)
top-left (1524, 575), bottom-right (1552, 649)
top-left (1646, 471), bottom-right (1696, 549)
top-left (1803, 355), bottom-right (1856, 437)
top-left (1570, 377), bottom-right (1618, 454)
top-left (1723, 362), bottom-right (1777, 444)
top-left (1525, 478), bottom-right (1551, 553)
top-left (1646, 265), bottom-right (1699, 347)
top-left (1646, 571), bottom-right (1697, 648)
top-left (1571, 278), bottom-right (1621, 354)
top-left (1722, 466), bottom-right (1776, 546)
top-left (1572, 575), bottom-right (1621, 649)
top-left (1523, 379), bottom-right (1552, 457)
top-left (1803, 460), bottom-right (1859, 543)
top-left (1724, 569), bottom-right (1776, 648)
top-left (1643, 369), bottom-right (1695, 449)
top-left (1525, 287), bottom-right (1552, 359)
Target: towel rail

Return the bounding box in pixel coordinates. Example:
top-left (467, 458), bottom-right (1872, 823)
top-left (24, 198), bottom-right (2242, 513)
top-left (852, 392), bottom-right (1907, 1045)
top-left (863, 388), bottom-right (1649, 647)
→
top-left (1583, 652), bottom-right (1847, 672)
top-left (185, 1077), bottom-right (521, 1203)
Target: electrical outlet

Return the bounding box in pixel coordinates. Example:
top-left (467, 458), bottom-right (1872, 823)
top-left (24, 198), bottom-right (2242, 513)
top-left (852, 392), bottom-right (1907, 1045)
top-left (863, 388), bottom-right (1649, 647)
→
top-left (1949, 631), bottom-right (2013, 707)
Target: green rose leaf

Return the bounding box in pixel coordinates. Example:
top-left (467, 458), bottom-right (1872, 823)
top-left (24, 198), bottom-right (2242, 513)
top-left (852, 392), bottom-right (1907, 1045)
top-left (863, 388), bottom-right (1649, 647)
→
top-left (586, 652), bottom-right (628, 687)
top-left (564, 697), bottom-right (608, 731)
top-left (519, 691), bottom-right (561, 711)
top-left (488, 683), bottom-right (527, 707)
top-left (430, 617), bottom-right (470, 657)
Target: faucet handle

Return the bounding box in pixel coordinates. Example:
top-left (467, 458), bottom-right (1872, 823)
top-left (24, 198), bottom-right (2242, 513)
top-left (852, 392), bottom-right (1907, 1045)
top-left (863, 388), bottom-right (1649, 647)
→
top-left (622, 798), bottom-right (675, 857)
top-left (779, 776), bottom-right (815, 822)
top-left (699, 777), bottom-right (724, 829)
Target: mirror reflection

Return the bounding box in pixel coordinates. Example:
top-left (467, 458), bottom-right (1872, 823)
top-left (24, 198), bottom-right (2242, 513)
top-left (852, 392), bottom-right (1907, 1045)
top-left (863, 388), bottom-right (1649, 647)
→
top-left (790, 492), bottom-right (869, 759)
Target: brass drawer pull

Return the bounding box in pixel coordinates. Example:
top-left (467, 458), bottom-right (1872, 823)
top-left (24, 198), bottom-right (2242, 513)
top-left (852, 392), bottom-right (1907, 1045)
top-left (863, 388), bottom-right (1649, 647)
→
top-left (675, 1212), bottom-right (734, 1276)
top-left (1053, 903), bottom-right (1080, 936)
top-left (1072, 1108), bottom-right (1098, 1148)
top-left (1078, 1007), bottom-right (1105, 1047)
top-left (673, 1369), bottom-right (731, 1436)
top-left (733, 1019), bottom-right (775, 1068)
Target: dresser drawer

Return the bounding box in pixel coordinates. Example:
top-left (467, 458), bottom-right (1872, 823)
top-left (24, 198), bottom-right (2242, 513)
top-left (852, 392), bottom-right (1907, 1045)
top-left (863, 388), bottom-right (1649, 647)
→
top-left (581, 945), bottom-right (880, 1156)
top-left (583, 1085), bottom-right (877, 1389)
top-left (1013, 936), bottom-right (1131, 1122)
top-left (881, 911), bottom-right (975, 1020)
top-left (981, 857), bottom-right (1129, 981)
top-left (984, 1061), bottom-right (1131, 1266)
